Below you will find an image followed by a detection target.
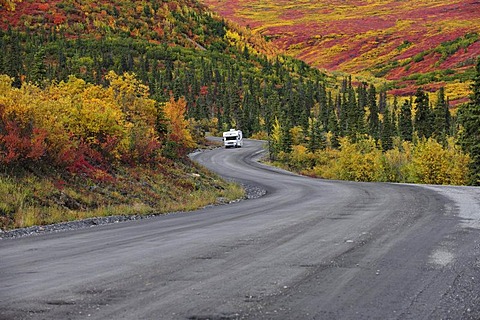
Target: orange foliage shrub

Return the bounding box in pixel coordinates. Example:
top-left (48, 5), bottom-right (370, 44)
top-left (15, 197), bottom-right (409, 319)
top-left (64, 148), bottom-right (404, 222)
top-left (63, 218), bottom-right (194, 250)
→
top-left (162, 96), bottom-right (195, 152)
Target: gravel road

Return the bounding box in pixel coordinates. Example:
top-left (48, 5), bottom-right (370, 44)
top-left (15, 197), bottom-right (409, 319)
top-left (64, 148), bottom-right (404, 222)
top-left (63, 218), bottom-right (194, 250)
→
top-left (1, 139), bottom-right (479, 319)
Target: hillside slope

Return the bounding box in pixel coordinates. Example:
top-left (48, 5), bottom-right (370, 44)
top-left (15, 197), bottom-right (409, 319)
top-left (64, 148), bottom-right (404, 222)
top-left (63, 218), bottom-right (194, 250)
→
top-left (0, 0), bottom-right (277, 56)
top-left (200, 0), bottom-right (480, 103)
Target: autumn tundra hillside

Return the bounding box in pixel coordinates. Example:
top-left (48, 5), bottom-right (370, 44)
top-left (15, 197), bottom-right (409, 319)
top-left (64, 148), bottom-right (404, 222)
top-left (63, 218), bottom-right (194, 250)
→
top-left (200, 0), bottom-right (480, 104)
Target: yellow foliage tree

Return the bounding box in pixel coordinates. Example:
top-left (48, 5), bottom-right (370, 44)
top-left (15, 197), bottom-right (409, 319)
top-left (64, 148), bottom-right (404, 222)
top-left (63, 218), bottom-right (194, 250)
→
top-left (0, 0), bottom-right (21, 11)
top-left (332, 137), bottom-right (384, 182)
top-left (105, 71), bottom-right (156, 127)
top-left (382, 140), bottom-right (413, 183)
top-left (269, 117), bottom-right (282, 160)
top-left (162, 96), bottom-right (195, 149)
top-left (408, 138), bottom-right (470, 185)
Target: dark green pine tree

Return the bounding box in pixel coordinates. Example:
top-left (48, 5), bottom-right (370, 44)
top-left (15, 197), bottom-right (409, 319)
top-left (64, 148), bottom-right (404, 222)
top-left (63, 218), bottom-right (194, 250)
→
top-left (280, 115), bottom-right (293, 154)
top-left (326, 92), bottom-right (340, 148)
top-left (30, 48), bottom-right (47, 85)
top-left (0, 34), bottom-right (4, 74)
top-left (414, 88), bottom-right (433, 139)
top-left (231, 75), bottom-right (244, 130)
top-left (349, 84), bottom-right (365, 137)
top-left (367, 84), bottom-right (379, 139)
top-left (379, 90), bottom-right (387, 114)
top-left (457, 58), bottom-right (480, 185)
top-left (55, 46), bottom-right (68, 82)
top-left (172, 70), bottom-right (184, 100)
top-left (307, 118), bottom-right (325, 153)
top-left (380, 105), bottom-right (394, 151)
top-left (307, 118), bottom-right (318, 153)
top-left (263, 84), bottom-right (280, 137)
top-left (165, 59), bottom-right (174, 83)
top-left (357, 83), bottom-right (368, 113)
top-left (392, 95), bottom-right (399, 134)
top-left (317, 83), bottom-right (329, 129)
top-left (398, 98), bottom-right (413, 141)
top-left (241, 91), bottom-right (256, 137)
top-left (345, 86), bottom-right (360, 139)
top-left (432, 87), bottom-right (451, 143)
top-left (3, 28), bottom-right (23, 87)
top-left (337, 93), bottom-right (347, 136)
top-left (302, 80), bottom-right (316, 133)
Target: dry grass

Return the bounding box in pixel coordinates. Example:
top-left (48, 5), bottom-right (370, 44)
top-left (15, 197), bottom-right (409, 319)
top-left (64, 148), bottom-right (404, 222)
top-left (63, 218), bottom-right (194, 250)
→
top-left (0, 161), bottom-right (245, 230)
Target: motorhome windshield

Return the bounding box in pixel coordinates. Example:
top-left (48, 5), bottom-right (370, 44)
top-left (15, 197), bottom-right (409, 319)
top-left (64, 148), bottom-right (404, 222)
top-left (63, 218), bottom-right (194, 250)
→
top-left (225, 136), bottom-right (237, 141)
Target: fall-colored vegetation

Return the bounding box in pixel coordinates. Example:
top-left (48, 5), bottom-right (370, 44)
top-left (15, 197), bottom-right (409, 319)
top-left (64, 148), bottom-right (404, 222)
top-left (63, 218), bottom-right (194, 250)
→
top-left (1, 72), bottom-right (165, 172)
top-left (201, 0), bottom-right (480, 104)
top-left (274, 137), bottom-right (470, 185)
top-left (0, 0), bottom-right (21, 11)
top-left (0, 73), bottom-right (244, 229)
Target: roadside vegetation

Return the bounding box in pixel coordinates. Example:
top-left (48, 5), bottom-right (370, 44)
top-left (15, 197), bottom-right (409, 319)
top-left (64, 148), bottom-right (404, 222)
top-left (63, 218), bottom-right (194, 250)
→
top-left (271, 137), bottom-right (470, 185)
top-left (0, 73), bottom-right (243, 230)
top-left (0, 161), bottom-right (244, 230)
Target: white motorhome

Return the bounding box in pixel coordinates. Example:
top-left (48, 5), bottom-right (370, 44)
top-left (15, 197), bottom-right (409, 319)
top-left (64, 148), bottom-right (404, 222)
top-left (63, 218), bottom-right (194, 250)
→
top-left (222, 129), bottom-right (243, 148)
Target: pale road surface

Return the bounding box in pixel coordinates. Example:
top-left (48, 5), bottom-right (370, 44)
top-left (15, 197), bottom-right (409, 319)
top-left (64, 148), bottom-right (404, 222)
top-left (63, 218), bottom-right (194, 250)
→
top-left (1, 139), bottom-right (479, 319)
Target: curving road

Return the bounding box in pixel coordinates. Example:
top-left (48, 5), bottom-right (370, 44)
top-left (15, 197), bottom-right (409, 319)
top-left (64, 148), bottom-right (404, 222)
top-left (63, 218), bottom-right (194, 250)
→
top-left (1, 139), bottom-right (480, 319)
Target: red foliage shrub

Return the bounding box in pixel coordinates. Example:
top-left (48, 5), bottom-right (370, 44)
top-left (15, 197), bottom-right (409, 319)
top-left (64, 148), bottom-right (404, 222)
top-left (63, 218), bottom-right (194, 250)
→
top-left (56, 140), bottom-right (114, 182)
top-left (36, 3), bottom-right (49, 11)
top-left (53, 13), bottom-right (67, 25)
top-left (0, 121), bottom-right (47, 165)
top-left (199, 85), bottom-right (209, 96)
top-left (120, 137), bottom-right (162, 166)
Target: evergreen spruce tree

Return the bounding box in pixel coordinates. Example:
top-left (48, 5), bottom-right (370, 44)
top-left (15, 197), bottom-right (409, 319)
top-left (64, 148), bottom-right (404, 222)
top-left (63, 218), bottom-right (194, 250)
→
top-left (414, 88), bottom-right (433, 138)
top-left (432, 87), bottom-right (451, 143)
top-left (30, 48), bottom-right (47, 85)
top-left (346, 86), bottom-right (360, 139)
top-left (307, 118), bottom-right (318, 153)
top-left (280, 116), bottom-right (293, 154)
top-left (326, 92), bottom-right (340, 148)
top-left (337, 93), bottom-right (346, 136)
top-left (3, 28), bottom-right (23, 87)
top-left (230, 76), bottom-right (244, 130)
top-left (458, 58), bottom-right (480, 185)
top-left (379, 90), bottom-right (387, 114)
top-left (264, 85), bottom-right (280, 137)
top-left (307, 118), bottom-right (325, 153)
top-left (398, 99), bottom-right (413, 141)
top-left (392, 95), bottom-right (399, 136)
top-left (380, 105), bottom-right (394, 151)
top-left (318, 83), bottom-right (328, 128)
top-left (367, 84), bottom-right (379, 139)
top-left (357, 83), bottom-right (368, 113)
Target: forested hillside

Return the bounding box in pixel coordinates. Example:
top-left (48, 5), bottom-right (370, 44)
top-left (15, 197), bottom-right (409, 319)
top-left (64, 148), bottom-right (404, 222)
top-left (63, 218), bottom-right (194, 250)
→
top-left (1, 0), bottom-right (479, 230)
top-left (200, 0), bottom-right (480, 105)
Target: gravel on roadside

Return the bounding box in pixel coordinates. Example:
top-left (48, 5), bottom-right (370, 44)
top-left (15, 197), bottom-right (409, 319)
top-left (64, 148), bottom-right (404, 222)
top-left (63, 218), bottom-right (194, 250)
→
top-left (0, 183), bottom-right (266, 240)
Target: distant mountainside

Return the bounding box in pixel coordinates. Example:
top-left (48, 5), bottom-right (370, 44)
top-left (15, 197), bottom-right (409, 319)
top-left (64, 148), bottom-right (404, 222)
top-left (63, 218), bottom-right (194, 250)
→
top-left (200, 0), bottom-right (480, 104)
top-left (0, 0), bottom-right (277, 55)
